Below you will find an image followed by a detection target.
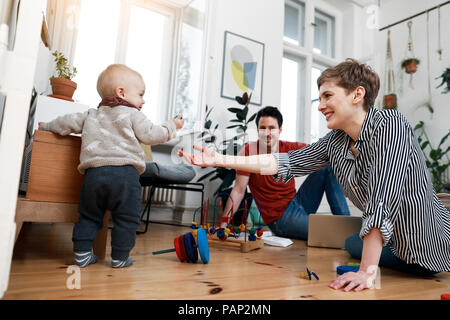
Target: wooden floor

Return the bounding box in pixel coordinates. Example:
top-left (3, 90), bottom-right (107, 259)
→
top-left (4, 220), bottom-right (450, 300)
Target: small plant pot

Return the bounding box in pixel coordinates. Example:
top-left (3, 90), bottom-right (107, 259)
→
top-left (383, 93), bottom-right (397, 109)
top-left (402, 59), bottom-right (419, 74)
top-left (48, 77), bottom-right (77, 102)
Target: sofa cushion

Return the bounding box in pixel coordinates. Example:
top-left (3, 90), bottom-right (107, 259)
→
top-left (140, 162), bottom-right (196, 184)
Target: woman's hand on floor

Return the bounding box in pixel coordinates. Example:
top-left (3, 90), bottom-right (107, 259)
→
top-left (329, 270), bottom-right (376, 292)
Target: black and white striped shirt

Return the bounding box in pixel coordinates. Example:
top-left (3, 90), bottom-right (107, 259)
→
top-left (274, 108), bottom-right (450, 272)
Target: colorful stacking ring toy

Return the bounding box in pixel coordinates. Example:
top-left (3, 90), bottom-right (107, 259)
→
top-left (152, 228), bottom-right (209, 264)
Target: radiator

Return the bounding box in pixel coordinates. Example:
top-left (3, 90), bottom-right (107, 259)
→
top-left (19, 143), bottom-right (33, 192)
top-left (142, 187), bottom-right (176, 205)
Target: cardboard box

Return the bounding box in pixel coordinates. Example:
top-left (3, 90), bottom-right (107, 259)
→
top-left (307, 214), bottom-right (362, 249)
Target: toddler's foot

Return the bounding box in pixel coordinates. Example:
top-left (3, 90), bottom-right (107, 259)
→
top-left (112, 257), bottom-right (134, 268)
top-left (75, 251), bottom-right (98, 267)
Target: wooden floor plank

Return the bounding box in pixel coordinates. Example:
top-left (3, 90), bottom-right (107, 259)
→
top-left (3, 221), bottom-right (449, 300)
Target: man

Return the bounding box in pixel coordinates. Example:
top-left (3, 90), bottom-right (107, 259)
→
top-left (220, 106), bottom-right (350, 240)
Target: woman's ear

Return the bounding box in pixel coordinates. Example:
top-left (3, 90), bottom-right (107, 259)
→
top-left (353, 86), bottom-right (366, 105)
top-left (115, 87), bottom-right (125, 98)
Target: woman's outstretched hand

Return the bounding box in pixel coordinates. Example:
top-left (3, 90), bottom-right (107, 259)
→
top-left (178, 145), bottom-right (221, 167)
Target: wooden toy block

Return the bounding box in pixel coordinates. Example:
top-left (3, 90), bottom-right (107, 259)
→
top-left (207, 234), bottom-right (264, 253)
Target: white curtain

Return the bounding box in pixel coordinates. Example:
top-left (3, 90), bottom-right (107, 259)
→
top-left (45, 0), bottom-right (81, 64)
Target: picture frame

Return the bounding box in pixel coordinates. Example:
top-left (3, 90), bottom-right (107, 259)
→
top-left (220, 31), bottom-right (264, 106)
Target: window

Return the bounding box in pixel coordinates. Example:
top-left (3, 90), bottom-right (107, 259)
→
top-left (284, 0), bottom-right (305, 47)
top-left (310, 65), bottom-right (330, 142)
top-left (72, 0), bottom-right (121, 107)
top-left (313, 9), bottom-right (335, 58)
top-left (124, 5), bottom-right (174, 125)
top-left (281, 0), bottom-right (340, 143)
top-left (72, 0), bottom-right (207, 131)
top-left (174, 0), bottom-right (207, 132)
top-left (280, 54), bottom-right (305, 142)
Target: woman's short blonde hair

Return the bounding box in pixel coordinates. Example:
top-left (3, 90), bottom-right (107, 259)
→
top-left (97, 64), bottom-right (143, 98)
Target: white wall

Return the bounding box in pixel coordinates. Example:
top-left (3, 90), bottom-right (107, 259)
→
top-left (376, 0), bottom-right (450, 155)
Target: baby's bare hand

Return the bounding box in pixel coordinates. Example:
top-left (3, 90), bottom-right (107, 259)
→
top-left (173, 114), bottom-right (184, 130)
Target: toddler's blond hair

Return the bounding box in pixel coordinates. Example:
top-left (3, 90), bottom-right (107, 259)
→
top-left (97, 64), bottom-right (143, 98)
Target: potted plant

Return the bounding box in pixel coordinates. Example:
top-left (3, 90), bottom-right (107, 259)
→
top-left (401, 58), bottom-right (420, 74)
top-left (414, 121), bottom-right (450, 193)
top-left (196, 92), bottom-right (258, 195)
top-left (48, 51), bottom-right (78, 102)
top-left (382, 93), bottom-right (397, 109)
top-left (195, 92), bottom-right (261, 226)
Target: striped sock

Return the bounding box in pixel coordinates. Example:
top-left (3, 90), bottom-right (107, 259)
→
top-left (74, 251), bottom-right (98, 268)
top-left (111, 257), bottom-right (134, 268)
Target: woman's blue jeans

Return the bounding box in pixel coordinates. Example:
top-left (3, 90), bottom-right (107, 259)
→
top-left (344, 233), bottom-right (439, 276)
top-left (268, 166), bottom-right (350, 240)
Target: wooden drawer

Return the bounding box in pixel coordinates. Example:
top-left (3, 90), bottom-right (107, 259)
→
top-left (26, 130), bottom-right (83, 203)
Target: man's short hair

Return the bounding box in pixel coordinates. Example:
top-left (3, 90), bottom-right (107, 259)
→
top-left (317, 58), bottom-right (380, 110)
top-left (255, 106), bottom-right (283, 128)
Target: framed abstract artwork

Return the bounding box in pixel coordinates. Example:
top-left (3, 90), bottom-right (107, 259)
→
top-left (220, 31), bottom-right (264, 106)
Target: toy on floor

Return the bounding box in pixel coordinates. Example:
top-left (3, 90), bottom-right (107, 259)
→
top-left (336, 265), bottom-right (360, 275)
top-left (191, 194), bottom-right (265, 253)
top-left (300, 267), bottom-right (319, 280)
top-left (347, 262), bottom-right (360, 267)
top-left (152, 228), bottom-right (209, 264)
top-left (441, 294), bottom-right (450, 300)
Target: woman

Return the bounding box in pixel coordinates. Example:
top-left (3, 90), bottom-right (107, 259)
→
top-left (179, 59), bottom-right (450, 292)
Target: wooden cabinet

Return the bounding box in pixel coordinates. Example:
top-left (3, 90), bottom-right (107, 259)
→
top-left (16, 130), bottom-right (108, 259)
top-left (25, 130), bottom-right (83, 203)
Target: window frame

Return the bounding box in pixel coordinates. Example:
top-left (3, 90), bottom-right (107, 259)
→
top-left (282, 0), bottom-right (342, 143)
top-left (281, 52), bottom-right (307, 142)
top-left (171, 0), bottom-right (210, 135)
top-left (72, 0), bottom-right (210, 130)
top-left (284, 0), bottom-right (306, 47)
top-left (313, 8), bottom-right (335, 58)
top-left (310, 61), bottom-right (331, 142)
top-left (114, 0), bottom-right (180, 125)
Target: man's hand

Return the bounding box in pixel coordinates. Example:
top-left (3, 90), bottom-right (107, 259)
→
top-left (178, 145), bottom-right (221, 167)
top-left (172, 114), bottom-right (184, 130)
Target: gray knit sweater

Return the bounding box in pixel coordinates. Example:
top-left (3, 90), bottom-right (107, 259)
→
top-left (43, 105), bottom-right (177, 174)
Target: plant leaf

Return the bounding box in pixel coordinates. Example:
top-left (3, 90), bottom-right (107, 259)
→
top-left (429, 149), bottom-right (441, 161)
top-left (436, 145), bottom-right (450, 160)
top-left (197, 131), bottom-right (207, 138)
top-left (226, 124), bottom-right (243, 129)
top-left (236, 111), bottom-right (246, 120)
top-left (206, 106), bottom-right (213, 118)
top-left (438, 131), bottom-right (450, 147)
top-left (247, 113), bottom-right (257, 123)
top-left (414, 121), bottom-right (424, 130)
top-left (228, 108), bottom-right (242, 113)
top-left (242, 106), bottom-right (248, 118)
top-left (437, 164), bottom-right (450, 173)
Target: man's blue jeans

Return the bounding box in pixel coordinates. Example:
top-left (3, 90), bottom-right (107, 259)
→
top-left (268, 166), bottom-right (350, 240)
